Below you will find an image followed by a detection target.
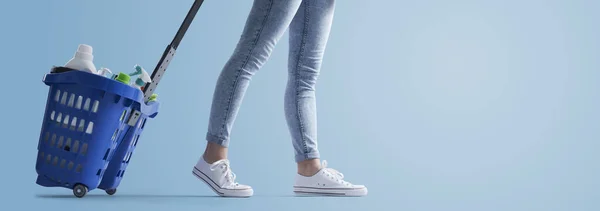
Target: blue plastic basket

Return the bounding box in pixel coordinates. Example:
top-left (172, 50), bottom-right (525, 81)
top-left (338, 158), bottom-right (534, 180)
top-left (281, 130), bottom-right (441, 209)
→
top-left (35, 70), bottom-right (159, 197)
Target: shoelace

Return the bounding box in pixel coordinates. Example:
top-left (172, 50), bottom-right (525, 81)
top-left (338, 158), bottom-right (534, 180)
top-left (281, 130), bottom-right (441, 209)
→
top-left (209, 160), bottom-right (238, 188)
top-left (321, 160), bottom-right (351, 186)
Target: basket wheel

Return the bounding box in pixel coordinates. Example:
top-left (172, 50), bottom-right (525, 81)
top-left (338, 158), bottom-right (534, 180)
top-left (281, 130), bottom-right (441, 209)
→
top-left (73, 184), bottom-right (88, 198)
top-left (106, 189), bottom-right (117, 195)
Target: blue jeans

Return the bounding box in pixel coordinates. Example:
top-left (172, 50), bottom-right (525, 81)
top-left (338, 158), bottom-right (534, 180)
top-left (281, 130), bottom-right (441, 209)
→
top-left (205, 0), bottom-right (336, 163)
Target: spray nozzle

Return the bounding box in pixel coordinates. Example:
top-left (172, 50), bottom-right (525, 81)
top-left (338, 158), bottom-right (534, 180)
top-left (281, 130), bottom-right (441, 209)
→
top-left (130, 64), bottom-right (144, 77)
top-left (133, 66), bottom-right (152, 87)
top-left (98, 67), bottom-right (113, 77)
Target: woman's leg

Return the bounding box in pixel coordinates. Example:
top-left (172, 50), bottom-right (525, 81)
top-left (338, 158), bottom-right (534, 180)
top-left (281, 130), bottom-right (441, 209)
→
top-left (195, 0), bottom-right (303, 198)
top-left (203, 0), bottom-right (303, 163)
top-left (287, 1), bottom-right (368, 196)
top-left (286, 0), bottom-right (335, 170)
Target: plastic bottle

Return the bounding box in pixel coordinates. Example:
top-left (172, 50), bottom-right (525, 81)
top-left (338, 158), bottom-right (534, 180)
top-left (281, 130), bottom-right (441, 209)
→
top-left (132, 67), bottom-right (152, 90)
top-left (64, 44), bottom-right (97, 74)
top-left (98, 67), bottom-right (113, 78)
top-left (115, 73), bottom-right (131, 85)
top-left (129, 65), bottom-right (144, 77)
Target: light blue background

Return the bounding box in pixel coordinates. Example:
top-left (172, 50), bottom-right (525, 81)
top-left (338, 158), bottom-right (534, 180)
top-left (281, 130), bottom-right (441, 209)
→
top-left (1, 0), bottom-right (599, 210)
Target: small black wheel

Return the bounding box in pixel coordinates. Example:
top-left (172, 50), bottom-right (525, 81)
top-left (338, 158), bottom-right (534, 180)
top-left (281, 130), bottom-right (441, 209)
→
top-left (106, 189), bottom-right (117, 195)
top-left (73, 184), bottom-right (88, 198)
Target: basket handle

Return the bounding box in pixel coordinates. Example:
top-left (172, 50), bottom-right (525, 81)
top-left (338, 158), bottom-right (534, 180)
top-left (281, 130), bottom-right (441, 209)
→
top-left (142, 0), bottom-right (205, 102)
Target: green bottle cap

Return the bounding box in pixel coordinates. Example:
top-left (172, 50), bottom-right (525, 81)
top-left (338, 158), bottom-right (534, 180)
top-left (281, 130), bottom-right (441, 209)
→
top-left (116, 72), bottom-right (131, 84)
top-left (149, 93), bottom-right (158, 102)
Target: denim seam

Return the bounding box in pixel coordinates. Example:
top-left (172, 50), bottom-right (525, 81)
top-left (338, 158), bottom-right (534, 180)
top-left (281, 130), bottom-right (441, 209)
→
top-left (218, 0), bottom-right (274, 138)
top-left (294, 1), bottom-right (311, 160)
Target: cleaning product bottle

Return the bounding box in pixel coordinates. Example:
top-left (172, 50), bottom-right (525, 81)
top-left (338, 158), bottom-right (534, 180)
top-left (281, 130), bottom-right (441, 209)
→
top-left (132, 67), bottom-right (152, 90)
top-left (64, 44), bottom-right (97, 74)
top-left (115, 73), bottom-right (131, 85)
top-left (98, 67), bottom-right (113, 78)
top-left (129, 64), bottom-right (144, 77)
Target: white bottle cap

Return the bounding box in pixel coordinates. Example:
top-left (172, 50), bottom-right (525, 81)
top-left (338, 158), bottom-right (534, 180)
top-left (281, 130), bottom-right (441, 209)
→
top-left (78, 44), bottom-right (93, 54)
top-left (75, 44), bottom-right (93, 61)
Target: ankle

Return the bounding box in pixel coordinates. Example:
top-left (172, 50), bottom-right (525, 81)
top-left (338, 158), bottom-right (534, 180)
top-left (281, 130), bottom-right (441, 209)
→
top-left (203, 142), bottom-right (228, 164)
top-left (297, 159), bottom-right (322, 176)
top-left (203, 154), bottom-right (224, 164)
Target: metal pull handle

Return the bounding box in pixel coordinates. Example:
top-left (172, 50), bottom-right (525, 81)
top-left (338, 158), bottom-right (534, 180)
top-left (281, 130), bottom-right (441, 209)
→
top-left (143, 0), bottom-right (205, 102)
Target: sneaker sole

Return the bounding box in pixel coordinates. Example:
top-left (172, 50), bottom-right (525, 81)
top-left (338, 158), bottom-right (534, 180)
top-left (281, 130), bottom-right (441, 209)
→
top-left (192, 167), bottom-right (253, 198)
top-left (293, 186), bottom-right (368, 197)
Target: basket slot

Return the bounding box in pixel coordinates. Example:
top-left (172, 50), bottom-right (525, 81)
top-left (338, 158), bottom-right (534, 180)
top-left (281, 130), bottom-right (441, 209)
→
top-left (56, 113), bottom-right (62, 125)
top-left (56, 136), bottom-right (64, 149)
top-left (119, 110), bottom-right (127, 122)
top-left (75, 96), bottom-right (83, 109)
top-left (54, 90), bottom-right (61, 102)
top-left (123, 152), bottom-right (132, 164)
top-left (80, 143), bottom-right (88, 156)
top-left (85, 122), bottom-right (94, 134)
top-left (75, 164), bottom-right (82, 173)
top-left (52, 156), bottom-right (59, 166)
top-left (60, 91), bottom-right (68, 105)
top-left (62, 115), bottom-right (70, 128)
top-left (70, 117), bottom-right (77, 130)
top-left (103, 148), bottom-right (111, 160)
top-left (72, 140), bottom-right (80, 153)
top-left (77, 119), bottom-right (85, 132)
top-left (67, 94), bottom-right (75, 107)
top-left (83, 98), bottom-right (91, 111)
top-left (92, 100), bottom-right (99, 113)
top-left (133, 135), bottom-right (140, 147)
top-left (111, 129), bottom-right (119, 142)
top-left (64, 138), bottom-right (72, 151)
top-left (50, 134), bottom-right (57, 147)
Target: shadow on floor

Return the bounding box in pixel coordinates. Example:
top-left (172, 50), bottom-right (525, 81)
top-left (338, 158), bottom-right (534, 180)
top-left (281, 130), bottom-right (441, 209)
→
top-left (35, 194), bottom-right (219, 199)
top-left (35, 193), bottom-right (341, 199)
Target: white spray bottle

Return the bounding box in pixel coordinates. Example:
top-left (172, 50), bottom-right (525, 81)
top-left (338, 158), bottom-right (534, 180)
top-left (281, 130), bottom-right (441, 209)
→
top-left (98, 67), bottom-right (113, 78)
top-left (132, 65), bottom-right (152, 90)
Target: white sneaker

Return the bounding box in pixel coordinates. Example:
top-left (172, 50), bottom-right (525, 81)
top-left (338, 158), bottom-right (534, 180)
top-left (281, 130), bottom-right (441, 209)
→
top-left (192, 158), bottom-right (253, 197)
top-left (293, 160), bottom-right (368, 197)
